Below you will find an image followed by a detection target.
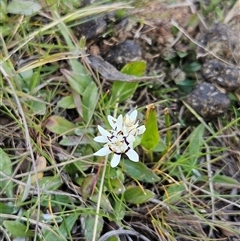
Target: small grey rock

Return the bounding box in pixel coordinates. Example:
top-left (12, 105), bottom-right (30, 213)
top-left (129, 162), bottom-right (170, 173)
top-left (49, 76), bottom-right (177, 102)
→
top-left (103, 40), bottom-right (142, 68)
top-left (202, 60), bottom-right (240, 91)
top-left (185, 82), bottom-right (231, 120)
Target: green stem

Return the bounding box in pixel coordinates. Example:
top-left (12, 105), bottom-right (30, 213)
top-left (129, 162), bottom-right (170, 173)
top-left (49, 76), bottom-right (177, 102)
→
top-left (92, 155), bottom-right (108, 241)
top-left (164, 108), bottom-right (171, 148)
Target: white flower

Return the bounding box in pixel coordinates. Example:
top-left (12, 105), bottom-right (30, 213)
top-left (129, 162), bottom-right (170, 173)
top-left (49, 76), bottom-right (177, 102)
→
top-left (123, 110), bottom-right (146, 136)
top-left (108, 109), bottom-right (146, 136)
top-left (93, 110), bottom-right (145, 168)
top-left (107, 114), bottom-right (124, 131)
top-left (93, 126), bottom-right (138, 167)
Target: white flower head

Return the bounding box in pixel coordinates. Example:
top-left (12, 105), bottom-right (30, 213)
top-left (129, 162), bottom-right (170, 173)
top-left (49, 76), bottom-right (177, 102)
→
top-left (93, 109), bottom-right (145, 168)
top-left (123, 109), bottom-right (146, 136)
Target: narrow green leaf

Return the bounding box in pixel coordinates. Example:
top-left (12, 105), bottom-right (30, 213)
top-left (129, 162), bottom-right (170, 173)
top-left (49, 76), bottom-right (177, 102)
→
top-left (62, 69), bottom-right (86, 95)
top-left (90, 193), bottom-right (113, 212)
top-left (3, 221), bottom-right (34, 237)
top-left (62, 60), bottom-right (93, 95)
top-left (0, 58), bottom-right (22, 90)
top-left (20, 173), bottom-right (32, 202)
top-left (81, 215), bottom-right (104, 241)
top-left (30, 100), bottom-right (46, 115)
top-left (61, 64), bottom-right (97, 123)
top-left (111, 81), bottom-right (138, 103)
top-left (19, 69), bottom-right (33, 84)
top-left (212, 174), bottom-right (240, 185)
top-left (123, 159), bottom-right (160, 183)
top-left (69, 59), bottom-right (93, 88)
top-left (163, 183), bottom-right (185, 204)
top-left (124, 186), bottom-right (155, 204)
top-left (176, 79), bottom-right (196, 94)
top-left (177, 51), bottom-right (188, 58)
top-left (0, 148), bottom-right (14, 198)
top-left (38, 176), bottom-right (63, 191)
top-left (81, 174), bottom-right (97, 200)
top-left (111, 61), bottom-right (146, 103)
top-left (42, 227), bottom-right (66, 241)
top-left (59, 213), bottom-right (79, 237)
top-left (82, 81), bottom-right (98, 123)
top-left (7, 0), bottom-right (41, 16)
top-left (141, 104), bottom-right (160, 150)
top-left (108, 177), bottom-right (125, 195)
top-left (183, 61), bottom-right (201, 72)
top-left (0, 202), bottom-right (15, 214)
top-left (164, 108), bottom-right (172, 148)
top-left (113, 198), bottom-right (126, 222)
top-left (57, 95), bottom-right (76, 109)
top-left (189, 124), bottom-right (205, 164)
top-left (122, 61), bottom-right (146, 76)
top-left (45, 115), bottom-right (76, 135)
top-left (153, 141), bottom-right (167, 152)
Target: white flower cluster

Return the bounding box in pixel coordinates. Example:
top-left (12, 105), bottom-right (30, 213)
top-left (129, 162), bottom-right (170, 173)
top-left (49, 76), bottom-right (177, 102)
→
top-left (93, 110), bottom-right (146, 167)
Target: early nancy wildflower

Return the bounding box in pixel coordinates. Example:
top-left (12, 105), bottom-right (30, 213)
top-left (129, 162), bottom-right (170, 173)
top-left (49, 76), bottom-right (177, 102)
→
top-left (123, 109), bottom-right (146, 136)
top-left (93, 109), bottom-right (146, 168)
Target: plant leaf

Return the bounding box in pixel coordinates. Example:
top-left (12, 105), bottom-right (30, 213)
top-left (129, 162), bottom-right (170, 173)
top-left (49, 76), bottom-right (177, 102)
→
top-left (111, 61), bottom-right (146, 103)
top-left (176, 79), bottom-right (196, 94)
top-left (61, 61), bottom-right (92, 95)
top-left (42, 226), bottom-right (66, 241)
top-left (212, 174), bottom-right (240, 185)
top-left (59, 213), bottom-right (79, 237)
top-left (82, 81), bottom-right (98, 122)
top-left (0, 148), bottom-right (14, 198)
top-left (81, 215), bottom-right (104, 241)
top-left (183, 61), bottom-right (201, 72)
top-left (30, 100), bottom-right (46, 115)
top-left (123, 159), bottom-right (160, 183)
top-left (81, 174), bottom-right (98, 200)
top-left (3, 221), bottom-right (34, 237)
top-left (38, 176), bottom-right (63, 191)
top-left (112, 197), bottom-right (126, 222)
top-left (163, 183), bottom-right (185, 204)
top-left (7, 0), bottom-right (41, 16)
top-left (0, 202), bottom-right (15, 214)
top-left (189, 123), bottom-right (205, 164)
top-left (90, 193), bottom-right (113, 212)
top-left (141, 104), bottom-right (160, 150)
top-left (124, 186), bottom-right (155, 204)
top-left (57, 95), bottom-right (76, 109)
top-left (45, 115), bottom-right (76, 135)
top-left (108, 177), bottom-right (125, 195)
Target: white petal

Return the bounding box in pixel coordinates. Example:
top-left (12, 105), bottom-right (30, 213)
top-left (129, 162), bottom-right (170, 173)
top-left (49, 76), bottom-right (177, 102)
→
top-left (126, 148), bottom-right (139, 162)
top-left (93, 146), bottom-right (111, 156)
top-left (126, 125), bottom-right (138, 136)
top-left (109, 143), bottom-right (122, 154)
top-left (116, 115), bottom-right (123, 131)
top-left (137, 125), bottom-right (146, 135)
top-left (126, 134), bottom-right (135, 144)
top-left (108, 115), bottom-right (117, 129)
top-left (129, 109), bottom-right (137, 120)
top-left (93, 136), bottom-right (108, 143)
top-left (98, 125), bottom-right (111, 138)
top-left (110, 154), bottom-right (121, 167)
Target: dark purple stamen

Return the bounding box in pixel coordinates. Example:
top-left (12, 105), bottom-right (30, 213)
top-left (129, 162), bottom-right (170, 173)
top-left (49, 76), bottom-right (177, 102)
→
top-left (123, 136), bottom-right (129, 146)
top-left (109, 146), bottom-right (121, 155)
top-left (124, 146), bottom-right (130, 154)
